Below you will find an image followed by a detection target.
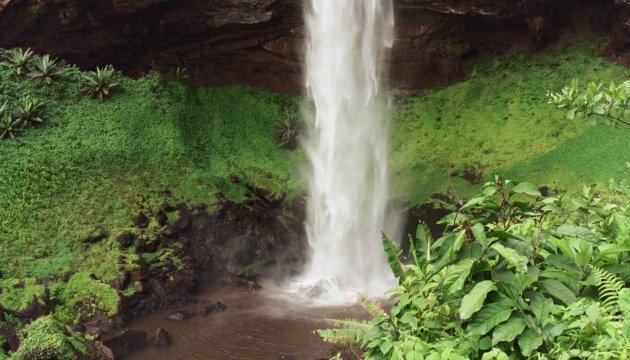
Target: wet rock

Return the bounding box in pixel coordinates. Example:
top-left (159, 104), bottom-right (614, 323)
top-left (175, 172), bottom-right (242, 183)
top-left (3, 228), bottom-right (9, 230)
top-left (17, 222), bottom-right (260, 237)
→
top-left (201, 301), bottom-right (227, 316)
top-left (108, 273), bottom-right (130, 291)
top-left (133, 212), bottom-right (150, 229)
top-left (229, 174), bottom-right (239, 183)
top-left (154, 328), bottom-right (172, 348)
top-left (117, 231), bottom-right (136, 248)
top-left (167, 310), bottom-right (195, 321)
top-left (173, 209), bottom-right (192, 231)
top-left (134, 281), bottom-right (147, 294)
top-left (155, 209), bottom-right (168, 226)
top-left (83, 226), bottom-right (109, 244)
top-left (102, 329), bottom-right (148, 359)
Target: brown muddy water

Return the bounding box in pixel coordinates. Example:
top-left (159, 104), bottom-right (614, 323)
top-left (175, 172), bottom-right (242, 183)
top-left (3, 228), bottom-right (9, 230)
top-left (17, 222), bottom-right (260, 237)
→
top-left (127, 285), bottom-right (368, 360)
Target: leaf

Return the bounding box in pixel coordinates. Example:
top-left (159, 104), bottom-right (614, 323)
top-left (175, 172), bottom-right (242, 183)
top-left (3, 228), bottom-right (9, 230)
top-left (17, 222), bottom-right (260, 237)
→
top-left (443, 258), bottom-right (477, 294)
top-left (594, 245), bottom-right (630, 264)
top-left (619, 288), bottom-right (630, 313)
top-left (511, 182), bottom-right (541, 197)
top-left (555, 224), bottom-right (597, 243)
top-left (467, 300), bottom-right (514, 336)
top-left (491, 317), bottom-right (527, 346)
top-left (382, 233), bottom-right (405, 282)
top-left (530, 294), bottom-right (555, 323)
top-left (518, 329), bottom-right (543, 356)
top-left (491, 243), bottom-right (528, 273)
top-left (471, 223), bottom-right (488, 250)
top-left (460, 280), bottom-right (495, 320)
top-left (538, 279), bottom-right (576, 305)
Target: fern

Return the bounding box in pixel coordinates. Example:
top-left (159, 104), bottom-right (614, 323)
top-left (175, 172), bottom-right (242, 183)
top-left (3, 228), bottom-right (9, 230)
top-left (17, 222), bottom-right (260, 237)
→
top-left (358, 293), bottom-right (387, 318)
top-left (316, 318), bottom-right (372, 345)
top-left (382, 232), bottom-right (405, 282)
top-left (589, 265), bottom-right (625, 314)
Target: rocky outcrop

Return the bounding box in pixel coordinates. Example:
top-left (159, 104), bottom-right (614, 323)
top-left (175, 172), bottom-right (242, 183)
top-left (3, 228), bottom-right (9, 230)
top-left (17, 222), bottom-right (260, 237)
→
top-left (0, 0), bottom-right (627, 92)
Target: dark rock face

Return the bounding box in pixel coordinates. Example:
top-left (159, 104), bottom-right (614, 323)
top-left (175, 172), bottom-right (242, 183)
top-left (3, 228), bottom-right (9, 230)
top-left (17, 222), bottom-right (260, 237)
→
top-left (0, 0), bottom-right (627, 93)
top-left (101, 329), bottom-right (148, 359)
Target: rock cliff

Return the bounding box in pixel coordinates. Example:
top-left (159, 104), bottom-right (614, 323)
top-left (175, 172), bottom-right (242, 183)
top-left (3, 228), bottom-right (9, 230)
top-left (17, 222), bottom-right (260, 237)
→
top-left (0, 0), bottom-right (627, 92)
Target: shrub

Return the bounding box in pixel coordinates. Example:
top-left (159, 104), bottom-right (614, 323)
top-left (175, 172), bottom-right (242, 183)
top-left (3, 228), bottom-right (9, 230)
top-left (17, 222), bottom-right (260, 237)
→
top-left (28, 55), bottom-right (63, 85)
top-left (319, 177), bottom-right (630, 359)
top-left (274, 110), bottom-right (300, 149)
top-left (1, 48), bottom-right (33, 76)
top-left (548, 79), bottom-right (630, 126)
top-left (13, 96), bottom-right (46, 127)
top-left (12, 315), bottom-right (87, 360)
top-left (0, 101), bottom-right (21, 139)
top-left (82, 65), bottom-right (119, 101)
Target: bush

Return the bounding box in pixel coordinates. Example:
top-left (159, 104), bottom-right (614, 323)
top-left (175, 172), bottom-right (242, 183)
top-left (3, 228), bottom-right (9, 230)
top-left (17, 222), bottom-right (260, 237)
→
top-left (12, 316), bottom-right (87, 360)
top-left (13, 96), bottom-right (46, 127)
top-left (319, 177), bottom-right (630, 359)
top-left (1, 48), bottom-right (33, 76)
top-left (28, 55), bottom-right (63, 85)
top-left (0, 101), bottom-right (21, 139)
top-left (82, 65), bottom-right (119, 101)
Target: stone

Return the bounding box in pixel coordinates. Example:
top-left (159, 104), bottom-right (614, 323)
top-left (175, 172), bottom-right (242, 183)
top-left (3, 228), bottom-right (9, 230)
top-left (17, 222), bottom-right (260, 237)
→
top-left (166, 310), bottom-right (195, 321)
top-left (133, 212), bottom-right (150, 229)
top-left (201, 301), bottom-right (227, 316)
top-left (101, 329), bottom-right (148, 359)
top-left (154, 327), bottom-right (172, 348)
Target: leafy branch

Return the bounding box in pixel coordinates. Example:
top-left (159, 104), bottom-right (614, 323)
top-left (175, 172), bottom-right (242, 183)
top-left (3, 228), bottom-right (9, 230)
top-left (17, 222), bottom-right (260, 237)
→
top-left (547, 79), bottom-right (630, 126)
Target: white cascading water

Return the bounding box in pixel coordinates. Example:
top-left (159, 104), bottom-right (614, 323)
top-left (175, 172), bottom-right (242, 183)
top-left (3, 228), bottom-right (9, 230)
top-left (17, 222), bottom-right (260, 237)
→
top-left (297, 0), bottom-right (396, 303)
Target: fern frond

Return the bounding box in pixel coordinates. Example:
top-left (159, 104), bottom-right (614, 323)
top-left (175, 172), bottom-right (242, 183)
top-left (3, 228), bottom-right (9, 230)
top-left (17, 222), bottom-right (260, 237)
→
top-left (358, 293), bottom-right (387, 318)
top-left (589, 265), bottom-right (625, 313)
top-left (326, 318), bottom-right (373, 330)
top-left (316, 328), bottom-right (363, 345)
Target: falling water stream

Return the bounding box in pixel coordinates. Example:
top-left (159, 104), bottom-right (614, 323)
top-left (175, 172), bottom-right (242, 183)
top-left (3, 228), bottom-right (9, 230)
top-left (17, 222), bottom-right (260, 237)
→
top-left (297, 0), bottom-right (396, 302)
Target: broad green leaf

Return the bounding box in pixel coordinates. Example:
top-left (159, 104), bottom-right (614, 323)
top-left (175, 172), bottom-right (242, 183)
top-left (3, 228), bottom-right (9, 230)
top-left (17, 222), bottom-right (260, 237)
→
top-left (530, 294), bottom-right (555, 323)
top-left (538, 279), bottom-right (576, 305)
top-left (460, 280), bottom-right (495, 320)
top-left (511, 182), bottom-right (541, 197)
top-left (481, 348), bottom-right (509, 360)
top-left (594, 245), bottom-right (630, 264)
top-left (491, 317), bottom-right (527, 346)
top-left (518, 329), bottom-right (543, 356)
top-left (472, 223), bottom-right (488, 250)
top-left (619, 288), bottom-right (630, 313)
top-left (467, 300), bottom-right (514, 336)
top-left (491, 243), bottom-right (528, 273)
top-left (443, 258), bottom-right (477, 294)
top-left (555, 224), bottom-right (597, 243)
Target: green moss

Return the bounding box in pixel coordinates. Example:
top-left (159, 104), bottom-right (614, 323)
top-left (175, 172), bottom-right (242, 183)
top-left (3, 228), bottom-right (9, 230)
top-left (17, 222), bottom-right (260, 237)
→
top-left (52, 273), bottom-right (119, 323)
top-left (0, 63), bottom-right (301, 279)
top-left (12, 315), bottom-right (86, 360)
top-left (391, 41), bottom-right (630, 203)
top-left (0, 279), bottom-right (46, 312)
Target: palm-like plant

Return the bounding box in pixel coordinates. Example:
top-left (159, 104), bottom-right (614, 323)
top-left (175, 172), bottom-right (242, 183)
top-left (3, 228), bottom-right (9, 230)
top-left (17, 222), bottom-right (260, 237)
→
top-left (13, 97), bottom-right (46, 127)
top-left (274, 110), bottom-right (300, 149)
top-left (1, 48), bottom-right (34, 75)
top-left (28, 55), bottom-right (62, 84)
top-left (82, 65), bottom-right (119, 101)
top-left (0, 102), bottom-right (22, 139)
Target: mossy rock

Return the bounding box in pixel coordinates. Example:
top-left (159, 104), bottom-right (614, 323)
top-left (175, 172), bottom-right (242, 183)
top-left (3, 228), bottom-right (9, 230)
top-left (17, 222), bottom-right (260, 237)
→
top-left (12, 315), bottom-right (87, 360)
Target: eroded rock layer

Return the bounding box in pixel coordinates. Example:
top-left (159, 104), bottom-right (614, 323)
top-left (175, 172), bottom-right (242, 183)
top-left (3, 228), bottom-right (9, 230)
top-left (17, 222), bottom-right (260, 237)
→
top-left (0, 0), bottom-right (627, 91)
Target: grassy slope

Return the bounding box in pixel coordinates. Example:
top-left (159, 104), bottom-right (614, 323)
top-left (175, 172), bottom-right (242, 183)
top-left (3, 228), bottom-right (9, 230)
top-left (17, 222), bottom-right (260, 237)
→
top-left (390, 42), bottom-right (630, 203)
top-left (0, 68), bottom-right (300, 280)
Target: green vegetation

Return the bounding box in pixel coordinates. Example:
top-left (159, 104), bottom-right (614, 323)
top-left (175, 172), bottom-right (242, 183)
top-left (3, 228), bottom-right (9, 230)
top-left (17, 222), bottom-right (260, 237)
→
top-left (81, 65), bottom-right (119, 101)
top-left (390, 42), bottom-right (629, 203)
top-left (320, 177), bottom-right (630, 359)
top-left (1, 48), bottom-right (33, 76)
top-left (28, 55), bottom-right (62, 85)
top-left (548, 78), bottom-right (629, 126)
top-left (12, 316), bottom-right (87, 360)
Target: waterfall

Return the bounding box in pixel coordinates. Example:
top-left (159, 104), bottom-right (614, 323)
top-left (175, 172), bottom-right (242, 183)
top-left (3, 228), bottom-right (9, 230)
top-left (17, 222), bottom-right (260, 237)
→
top-left (298, 0), bottom-right (396, 303)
